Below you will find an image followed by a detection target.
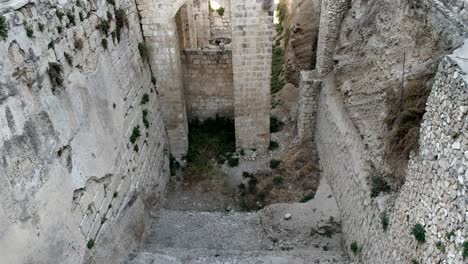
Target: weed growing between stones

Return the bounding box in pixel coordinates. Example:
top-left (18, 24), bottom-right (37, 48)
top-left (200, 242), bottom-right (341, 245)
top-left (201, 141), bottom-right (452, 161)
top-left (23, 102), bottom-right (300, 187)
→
top-left (87, 239), bottom-right (95, 249)
top-left (446, 230), bottom-right (455, 240)
top-left (38, 22), bottom-right (44, 32)
top-left (273, 176), bottom-right (284, 185)
top-left (115, 9), bottom-right (128, 41)
top-left (270, 116), bottom-right (285, 133)
top-left (142, 110), bottom-right (149, 128)
top-left (270, 159), bottom-right (281, 169)
top-left (411, 259), bottom-right (419, 264)
top-left (435, 241), bottom-right (445, 252)
top-left (300, 191), bottom-right (315, 203)
top-left (140, 93), bottom-right (150, 105)
top-left (463, 241), bottom-right (468, 259)
top-left (130, 126), bottom-right (141, 144)
top-left (271, 44), bottom-right (286, 94)
top-left (101, 38), bottom-right (108, 50)
top-left (228, 157), bottom-right (239, 167)
top-left (97, 19), bottom-right (110, 35)
top-left (381, 212), bottom-right (389, 232)
top-left (269, 140), bottom-right (279, 151)
top-left (368, 172), bottom-right (391, 198)
top-left (184, 116), bottom-right (235, 179)
top-left (0, 16), bottom-right (7, 40)
top-left (133, 144), bottom-right (139, 153)
top-left (350, 241), bottom-right (361, 255)
top-left (25, 24), bottom-right (34, 38)
top-left (411, 223), bottom-right (426, 243)
top-left (67, 11), bottom-right (76, 26)
top-left (217, 7), bottom-right (225, 16)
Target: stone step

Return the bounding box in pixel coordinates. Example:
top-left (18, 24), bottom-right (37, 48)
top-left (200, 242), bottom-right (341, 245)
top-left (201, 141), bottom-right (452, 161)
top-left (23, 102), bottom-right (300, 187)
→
top-left (143, 209), bottom-right (266, 251)
top-left (125, 247), bottom-right (351, 264)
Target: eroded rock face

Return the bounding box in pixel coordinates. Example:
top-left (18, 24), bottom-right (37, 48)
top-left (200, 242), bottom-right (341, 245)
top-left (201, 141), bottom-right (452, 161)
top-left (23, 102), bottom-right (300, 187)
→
top-left (334, 0), bottom-right (465, 184)
top-left (0, 1), bottom-right (170, 263)
top-left (282, 0), bottom-right (321, 86)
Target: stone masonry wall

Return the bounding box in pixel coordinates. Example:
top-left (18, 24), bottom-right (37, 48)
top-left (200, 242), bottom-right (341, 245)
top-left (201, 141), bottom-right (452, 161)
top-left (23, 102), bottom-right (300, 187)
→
top-left (316, 42), bottom-right (468, 263)
top-left (0, 1), bottom-right (170, 263)
top-left (183, 49), bottom-right (234, 120)
top-left (297, 71), bottom-right (321, 142)
top-left (231, 0), bottom-right (273, 149)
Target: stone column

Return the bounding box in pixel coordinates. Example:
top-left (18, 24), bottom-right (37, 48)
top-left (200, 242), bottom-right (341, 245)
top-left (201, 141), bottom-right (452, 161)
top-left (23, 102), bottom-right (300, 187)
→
top-left (137, 0), bottom-right (190, 158)
top-left (315, 0), bottom-right (350, 77)
top-left (297, 71), bottom-right (322, 142)
top-left (231, 0), bottom-right (274, 149)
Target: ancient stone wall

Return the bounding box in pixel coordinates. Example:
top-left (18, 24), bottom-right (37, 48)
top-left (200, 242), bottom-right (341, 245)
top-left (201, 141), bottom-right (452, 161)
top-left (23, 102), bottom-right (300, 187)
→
top-left (0, 0), bottom-right (170, 263)
top-left (183, 49), bottom-right (234, 120)
top-left (316, 42), bottom-right (468, 263)
top-left (297, 71), bottom-right (321, 142)
top-left (231, 0), bottom-right (273, 149)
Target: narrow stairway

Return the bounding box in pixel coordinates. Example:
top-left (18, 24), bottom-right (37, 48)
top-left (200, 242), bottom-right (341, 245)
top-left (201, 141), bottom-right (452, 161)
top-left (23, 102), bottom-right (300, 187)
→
top-left (125, 178), bottom-right (351, 264)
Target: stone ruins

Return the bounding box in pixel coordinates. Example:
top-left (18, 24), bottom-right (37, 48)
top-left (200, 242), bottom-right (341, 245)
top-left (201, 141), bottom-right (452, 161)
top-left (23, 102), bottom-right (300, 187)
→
top-left (0, 0), bottom-right (466, 263)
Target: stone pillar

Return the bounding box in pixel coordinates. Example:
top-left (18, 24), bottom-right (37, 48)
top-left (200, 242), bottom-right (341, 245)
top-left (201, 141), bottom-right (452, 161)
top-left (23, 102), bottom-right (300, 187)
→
top-left (231, 0), bottom-right (274, 149)
top-left (315, 0), bottom-right (350, 77)
top-left (137, 0), bottom-right (190, 158)
top-left (297, 71), bottom-right (321, 142)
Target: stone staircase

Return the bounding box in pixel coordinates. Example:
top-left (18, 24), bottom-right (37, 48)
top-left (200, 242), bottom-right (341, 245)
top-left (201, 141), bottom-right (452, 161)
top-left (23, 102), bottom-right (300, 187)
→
top-left (125, 179), bottom-right (351, 264)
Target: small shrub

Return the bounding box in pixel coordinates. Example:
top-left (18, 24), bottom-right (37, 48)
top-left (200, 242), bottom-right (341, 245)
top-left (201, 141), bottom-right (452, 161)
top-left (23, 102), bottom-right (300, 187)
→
top-left (300, 191), bottom-right (315, 203)
top-left (138, 42), bottom-right (151, 61)
top-left (67, 11), bottom-right (76, 26)
top-left (101, 38), bottom-right (108, 50)
top-left (38, 22), bottom-right (45, 32)
top-left (228, 157), bottom-right (239, 167)
top-left (47, 62), bottom-right (64, 89)
top-left (271, 45), bottom-right (286, 93)
top-left (140, 93), bottom-right (150, 105)
top-left (381, 212), bottom-right (389, 231)
top-left (97, 19), bottom-right (110, 35)
top-left (411, 223), bottom-right (426, 243)
top-left (435, 241), bottom-right (445, 252)
top-left (0, 15), bottom-right (8, 40)
top-left (463, 241), bottom-right (468, 259)
top-left (273, 176), bottom-right (284, 185)
top-left (64, 52), bottom-right (73, 65)
top-left (369, 173), bottom-right (390, 198)
top-left (269, 159), bottom-right (281, 169)
top-left (142, 109), bottom-right (149, 128)
top-left (217, 7), bottom-right (225, 16)
top-left (130, 126), bottom-right (141, 144)
top-left (75, 38), bottom-right (84, 50)
top-left (270, 116), bottom-right (285, 133)
top-left (87, 239), bottom-right (95, 249)
top-left (25, 24), bottom-right (34, 38)
top-left (350, 241), bottom-right (361, 255)
top-left (268, 140), bottom-right (279, 151)
top-left (115, 9), bottom-right (128, 41)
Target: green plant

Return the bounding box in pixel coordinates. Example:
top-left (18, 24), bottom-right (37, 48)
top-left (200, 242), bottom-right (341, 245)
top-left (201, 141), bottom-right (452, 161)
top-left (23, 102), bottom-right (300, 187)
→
top-left (269, 159), bottom-right (281, 169)
top-left (67, 11), bottom-right (76, 26)
top-left (115, 9), bottom-right (128, 41)
top-left (56, 10), bottom-right (65, 20)
top-left (217, 7), bottom-right (225, 16)
top-left (369, 173), bottom-right (390, 198)
top-left (101, 38), bottom-right (108, 49)
top-left (140, 93), bottom-right (150, 105)
top-left (412, 223), bottom-right (426, 243)
top-left (269, 140), bottom-right (279, 151)
top-left (446, 230), bottom-right (455, 240)
top-left (64, 52), bottom-right (73, 65)
top-left (25, 24), bottom-right (34, 38)
top-left (381, 212), bottom-right (389, 231)
top-left (0, 15), bottom-right (8, 40)
top-left (273, 176), bottom-right (284, 185)
top-left (38, 22), bottom-right (45, 32)
top-left (228, 157), bottom-right (239, 167)
top-left (142, 109), bottom-right (149, 128)
top-left (463, 241), bottom-right (468, 259)
top-left (76, 0), bottom-right (82, 7)
top-left (411, 259), bottom-right (419, 264)
top-left (130, 126), bottom-right (141, 144)
top-left (271, 44), bottom-right (286, 93)
top-left (350, 241), bottom-right (361, 255)
top-left (248, 176), bottom-right (258, 193)
top-left (138, 42), bottom-right (152, 61)
top-left (97, 19), bottom-right (110, 35)
top-left (270, 116), bottom-right (285, 133)
top-left (300, 191), bottom-right (315, 203)
top-left (48, 62), bottom-right (64, 90)
top-left (107, 0), bottom-right (115, 6)
top-left (133, 144), bottom-right (139, 152)
top-left (87, 239), bottom-right (95, 249)
top-left (435, 241), bottom-right (445, 252)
